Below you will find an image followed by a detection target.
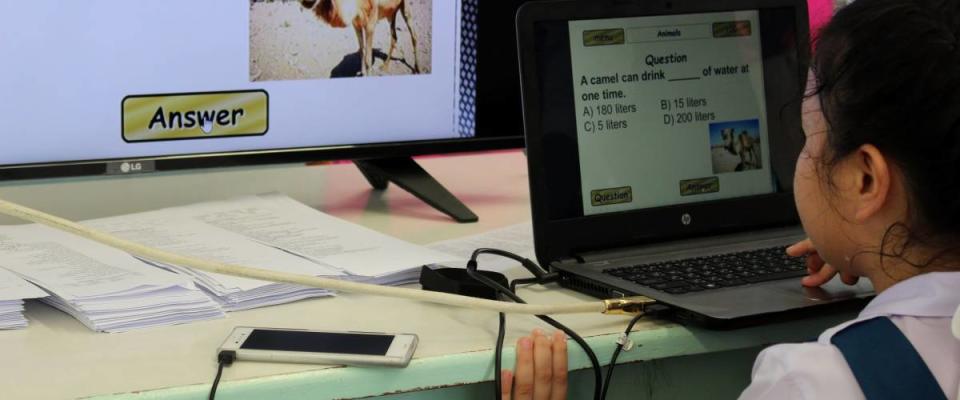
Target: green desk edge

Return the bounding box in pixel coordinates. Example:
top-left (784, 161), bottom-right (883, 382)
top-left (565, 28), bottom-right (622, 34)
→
top-left (90, 312), bottom-right (851, 400)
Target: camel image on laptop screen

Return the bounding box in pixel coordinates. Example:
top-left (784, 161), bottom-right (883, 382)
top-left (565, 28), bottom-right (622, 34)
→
top-left (250, 0), bottom-right (432, 80)
top-left (710, 119), bottom-right (762, 174)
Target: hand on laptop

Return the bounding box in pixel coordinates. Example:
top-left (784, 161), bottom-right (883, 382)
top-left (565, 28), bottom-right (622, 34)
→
top-left (787, 239), bottom-right (859, 287)
top-left (502, 329), bottom-right (568, 400)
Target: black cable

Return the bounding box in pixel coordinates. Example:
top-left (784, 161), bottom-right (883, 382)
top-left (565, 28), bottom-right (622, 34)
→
top-left (492, 285), bottom-right (600, 400)
top-left (493, 276), bottom-right (557, 398)
top-left (600, 313), bottom-right (645, 400)
top-left (466, 249), bottom-right (604, 400)
top-left (468, 248), bottom-right (551, 280)
top-left (209, 362), bottom-right (226, 400)
top-left (534, 314), bottom-right (603, 400)
top-left (210, 350), bottom-right (235, 400)
top-left (494, 311), bottom-right (506, 398)
top-left (510, 276), bottom-right (550, 292)
top-left (494, 274), bottom-right (545, 398)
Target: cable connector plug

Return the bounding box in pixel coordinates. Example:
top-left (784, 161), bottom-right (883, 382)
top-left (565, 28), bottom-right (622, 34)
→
top-left (602, 296), bottom-right (657, 316)
top-left (210, 350), bottom-right (237, 400)
top-left (616, 333), bottom-right (635, 351)
top-left (218, 350), bottom-right (236, 367)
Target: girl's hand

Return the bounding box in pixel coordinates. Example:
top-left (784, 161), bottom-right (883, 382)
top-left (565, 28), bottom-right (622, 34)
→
top-left (787, 238), bottom-right (859, 287)
top-left (501, 329), bottom-right (568, 400)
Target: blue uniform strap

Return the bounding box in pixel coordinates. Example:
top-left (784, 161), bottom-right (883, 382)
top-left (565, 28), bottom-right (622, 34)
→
top-left (831, 317), bottom-right (947, 400)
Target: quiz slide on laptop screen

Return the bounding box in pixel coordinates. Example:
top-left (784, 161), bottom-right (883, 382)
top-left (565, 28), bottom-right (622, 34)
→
top-left (0, 1), bottom-right (457, 166)
top-left (568, 11), bottom-right (775, 216)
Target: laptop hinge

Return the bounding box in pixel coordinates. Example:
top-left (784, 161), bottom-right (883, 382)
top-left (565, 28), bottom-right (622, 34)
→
top-left (575, 246), bottom-right (644, 264)
top-left (560, 255), bottom-right (585, 264)
top-left (571, 226), bottom-right (805, 265)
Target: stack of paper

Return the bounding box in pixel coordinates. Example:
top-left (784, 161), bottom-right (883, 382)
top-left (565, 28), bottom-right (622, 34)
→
top-left (0, 267), bottom-right (47, 329)
top-left (0, 225), bottom-right (224, 332)
top-left (84, 213), bottom-right (343, 311)
top-left (0, 193), bottom-right (459, 330)
top-left (428, 222), bottom-right (535, 272)
top-left (180, 194), bottom-right (459, 285)
top-left (141, 258), bottom-right (337, 311)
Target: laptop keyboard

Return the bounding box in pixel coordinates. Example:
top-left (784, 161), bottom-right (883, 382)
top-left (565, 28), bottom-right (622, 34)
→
top-left (602, 246), bottom-right (808, 295)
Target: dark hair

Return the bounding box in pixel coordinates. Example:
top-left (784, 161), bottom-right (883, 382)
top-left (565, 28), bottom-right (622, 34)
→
top-left (811, 0), bottom-right (960, 260)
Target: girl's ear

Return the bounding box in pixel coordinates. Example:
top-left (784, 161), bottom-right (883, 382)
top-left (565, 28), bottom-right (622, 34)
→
top-left (850, 144), bottom-right (892, 222)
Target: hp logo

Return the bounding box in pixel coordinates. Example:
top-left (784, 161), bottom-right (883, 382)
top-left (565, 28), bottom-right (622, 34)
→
top-left (681, 213), bottom-right (692, 226)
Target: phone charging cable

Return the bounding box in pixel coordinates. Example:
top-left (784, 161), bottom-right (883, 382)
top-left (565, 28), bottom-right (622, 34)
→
top-left (209, 350), bottom-right (236, 400)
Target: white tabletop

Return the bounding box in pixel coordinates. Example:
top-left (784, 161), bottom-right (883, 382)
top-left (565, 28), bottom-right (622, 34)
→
top-left (0, 150), bottom-right (597, 399)
top-left (0, 150), bottom-right (850, 399)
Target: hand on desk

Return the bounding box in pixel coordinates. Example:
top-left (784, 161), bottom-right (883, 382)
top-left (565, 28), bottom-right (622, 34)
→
top-left (787, 238), bottom-right (860, 287)
top-left (498, 242), bottom-right (844, 400)
top-left (502, 329), bottom-right (569, 400)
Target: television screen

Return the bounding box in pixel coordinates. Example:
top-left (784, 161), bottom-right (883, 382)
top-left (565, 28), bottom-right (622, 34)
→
top-left (0, 1), bottom-right (506, 174)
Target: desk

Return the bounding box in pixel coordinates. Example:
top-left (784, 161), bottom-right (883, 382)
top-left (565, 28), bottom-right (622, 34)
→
top-left (0, 150), bottom-right (853, 399)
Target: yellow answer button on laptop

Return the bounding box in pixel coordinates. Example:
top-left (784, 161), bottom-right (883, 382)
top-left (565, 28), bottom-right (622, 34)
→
top-left (122, 90), bottom-right (269, 142)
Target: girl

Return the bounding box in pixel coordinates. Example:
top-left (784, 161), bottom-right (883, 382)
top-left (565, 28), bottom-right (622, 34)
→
top-left (504, 0), bottom-right (960, 398)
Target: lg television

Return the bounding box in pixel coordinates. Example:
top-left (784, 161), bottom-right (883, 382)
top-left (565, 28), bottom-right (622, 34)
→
top-left (0, 0), bottom-right (520, 223)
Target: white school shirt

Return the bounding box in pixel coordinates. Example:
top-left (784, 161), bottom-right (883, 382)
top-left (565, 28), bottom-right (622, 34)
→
top-left (739, 272), bottom-right (960, 400)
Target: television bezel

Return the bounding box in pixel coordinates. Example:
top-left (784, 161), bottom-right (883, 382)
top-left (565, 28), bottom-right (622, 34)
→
top-left (0, 136), bottom-right (524, 181)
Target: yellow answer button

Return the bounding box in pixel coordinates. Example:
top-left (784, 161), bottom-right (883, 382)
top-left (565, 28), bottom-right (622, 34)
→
top-left (122, 90), bottom-right (268, 142)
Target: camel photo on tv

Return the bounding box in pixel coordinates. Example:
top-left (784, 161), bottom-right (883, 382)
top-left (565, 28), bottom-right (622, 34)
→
top-left (250, 0), bottom-right (432, 81)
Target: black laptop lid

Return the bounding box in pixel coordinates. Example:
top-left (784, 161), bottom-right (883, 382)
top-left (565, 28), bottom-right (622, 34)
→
top-left (517, 0), bottom-right (809, 267)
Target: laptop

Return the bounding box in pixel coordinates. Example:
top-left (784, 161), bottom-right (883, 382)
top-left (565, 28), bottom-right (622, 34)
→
top-left (516, 0), bottom-right (874, 328)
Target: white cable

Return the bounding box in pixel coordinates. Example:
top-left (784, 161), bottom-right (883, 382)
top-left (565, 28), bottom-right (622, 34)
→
top-left (0, 197), bottom-right (606, 315)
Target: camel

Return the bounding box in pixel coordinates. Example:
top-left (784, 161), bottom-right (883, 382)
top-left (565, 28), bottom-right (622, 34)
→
top-left (737, 131), bottom-right (761, 169)
top-left (299, 0), bottom-right (420, 76)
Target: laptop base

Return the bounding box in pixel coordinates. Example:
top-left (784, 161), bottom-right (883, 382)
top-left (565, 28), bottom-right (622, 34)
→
top-left (559, 272), bottom-right (872, 330)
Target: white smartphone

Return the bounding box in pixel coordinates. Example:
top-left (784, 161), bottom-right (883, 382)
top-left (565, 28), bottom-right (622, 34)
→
top-left (218, 327), bottom-right (418, 367)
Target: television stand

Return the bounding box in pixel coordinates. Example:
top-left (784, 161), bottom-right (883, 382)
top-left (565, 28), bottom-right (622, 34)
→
top-left (354, 157), bottom-right (479, 223)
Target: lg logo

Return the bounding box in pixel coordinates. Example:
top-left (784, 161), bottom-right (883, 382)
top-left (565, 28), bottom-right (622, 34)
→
top-left (681, 213), bottom-right (692, 226)
top-left (120, 162), bottom-right (143, 173)
top-left (109, 160), bottom-right (153, 176)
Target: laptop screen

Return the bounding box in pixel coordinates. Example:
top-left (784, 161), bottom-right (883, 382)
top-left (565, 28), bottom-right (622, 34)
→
top-left (569, 11), bottom-right (774, 216)
top-left (530, 6), bottom-right (802, 222)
